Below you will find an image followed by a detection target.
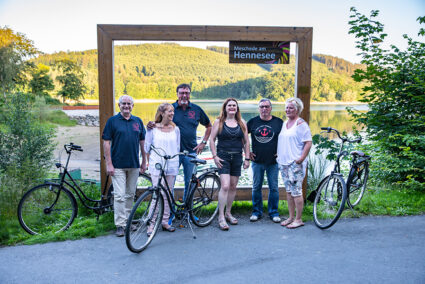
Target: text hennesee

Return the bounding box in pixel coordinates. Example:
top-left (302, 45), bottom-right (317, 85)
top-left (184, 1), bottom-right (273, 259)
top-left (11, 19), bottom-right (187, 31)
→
top-left (233, 51), bottom-right (276, 60)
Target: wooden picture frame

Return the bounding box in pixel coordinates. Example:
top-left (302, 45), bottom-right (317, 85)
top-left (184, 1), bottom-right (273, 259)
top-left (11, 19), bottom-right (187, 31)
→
top-left (97, 25), bottom-right (313, 197)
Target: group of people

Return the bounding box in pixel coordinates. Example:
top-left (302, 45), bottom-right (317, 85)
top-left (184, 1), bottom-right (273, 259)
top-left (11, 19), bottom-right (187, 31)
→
top-left (102, 83), bottom-right (312, 237)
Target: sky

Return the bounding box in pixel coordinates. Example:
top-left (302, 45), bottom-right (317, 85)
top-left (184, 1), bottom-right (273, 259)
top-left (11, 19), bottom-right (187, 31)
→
top-left (0, 0), bottom-right (424, 63)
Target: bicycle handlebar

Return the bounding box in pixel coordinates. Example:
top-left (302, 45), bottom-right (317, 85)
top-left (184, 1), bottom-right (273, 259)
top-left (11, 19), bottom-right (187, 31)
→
top-left (320, 127), bottom-right (362, 144)
top-left (150, 145), bottom-right (195, 159)
top-left (64, 143), bottom-right (83, 152)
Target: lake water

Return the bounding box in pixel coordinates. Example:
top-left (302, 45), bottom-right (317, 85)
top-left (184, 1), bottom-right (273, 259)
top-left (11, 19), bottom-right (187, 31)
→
top-left (131, 101), bottom-right (367, 186)
top-left (131, 101), bottom-right (367, 136)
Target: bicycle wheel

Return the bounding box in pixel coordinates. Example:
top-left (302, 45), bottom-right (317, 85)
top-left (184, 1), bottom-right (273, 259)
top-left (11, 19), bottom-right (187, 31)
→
top-left (313, 174), bottom-right (347, 229)
top-left (189, 173), bottom-right (220, 227)
top-left (135, 172), bottom-right (152, 200)
top-left (347, 162), bottom-right (369, 207)
top-left (125, 189), bottom-right (164, 253)
top-left (18, 184), bottom-right (78, 235)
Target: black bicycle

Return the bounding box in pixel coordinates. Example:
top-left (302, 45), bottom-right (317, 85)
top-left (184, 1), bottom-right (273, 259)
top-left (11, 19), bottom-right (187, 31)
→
top-left (17, 143), bottom-right (152, 235)
top-left (125, 145), bottom-right (220, 253)
top-left (313, 127), bottom-right (371, 229)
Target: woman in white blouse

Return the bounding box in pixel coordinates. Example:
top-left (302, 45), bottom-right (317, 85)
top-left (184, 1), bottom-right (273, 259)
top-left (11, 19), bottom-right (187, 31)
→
top-left (277, 97), bottom-right (312, 229)
top-left (144, 103), bottom-right (180, 233)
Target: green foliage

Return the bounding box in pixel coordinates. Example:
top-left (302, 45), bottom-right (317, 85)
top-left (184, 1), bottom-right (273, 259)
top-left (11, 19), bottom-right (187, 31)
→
top-left (307, 153), bottom-right (330, 192)
top-left (29, 64), bottom-right (54, 97)
top-left (0, 26), bottom-right (38, 97)
top-left (348, 8), bottom-right (425, 188)
top-left (0, 93), bottom-right (55, 217)
top-left (33, 43), bottom-right (364, 102)
top-left (55, 59), bottom-right (87, 102)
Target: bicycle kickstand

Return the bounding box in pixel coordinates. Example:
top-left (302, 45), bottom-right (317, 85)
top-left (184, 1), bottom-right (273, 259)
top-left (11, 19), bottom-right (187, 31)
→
top-left (347, 203), bottom-right (360, 218)
top-left (186, 213), bottom-right (197, 239)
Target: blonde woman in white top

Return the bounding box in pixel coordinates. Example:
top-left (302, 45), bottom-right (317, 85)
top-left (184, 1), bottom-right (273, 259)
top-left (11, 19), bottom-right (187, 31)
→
top-left (277, 97), bottom-right (312, 229)
top-left (144, 103), bottom-right (180, 233)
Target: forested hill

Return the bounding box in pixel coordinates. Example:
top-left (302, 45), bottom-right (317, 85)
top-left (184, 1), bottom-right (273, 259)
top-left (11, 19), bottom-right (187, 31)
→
top-left (34, 43), bottom-right (365, 102)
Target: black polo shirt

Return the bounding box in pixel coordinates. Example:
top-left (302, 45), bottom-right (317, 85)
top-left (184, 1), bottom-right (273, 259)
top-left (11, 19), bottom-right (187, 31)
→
top-left (102, 113), bottom-right (146, 168)
top-left (172, 101), bottom-right (210, 152)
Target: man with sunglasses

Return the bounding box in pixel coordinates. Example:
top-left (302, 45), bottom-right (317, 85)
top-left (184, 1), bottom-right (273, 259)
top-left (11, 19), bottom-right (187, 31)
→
top-left (247, 98), bottom-right (283, 223)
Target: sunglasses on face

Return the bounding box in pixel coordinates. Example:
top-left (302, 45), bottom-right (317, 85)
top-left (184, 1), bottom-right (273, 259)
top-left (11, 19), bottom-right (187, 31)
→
top-left (178, 91), bottom-right (190, 95)
top-left (259, 105), bottom-right (270, 109)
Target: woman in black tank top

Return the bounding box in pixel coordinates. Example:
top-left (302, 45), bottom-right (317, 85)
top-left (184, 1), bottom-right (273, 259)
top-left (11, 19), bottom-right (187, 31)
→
top-left (209, 98), bottom-right (250, 231)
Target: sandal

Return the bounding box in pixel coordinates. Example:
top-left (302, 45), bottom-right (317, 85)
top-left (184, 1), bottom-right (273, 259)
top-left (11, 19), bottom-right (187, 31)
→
top-left (286, 221), bottom-right (304, 229)
top-left (225, 214), bottom-right (238, 225)
top-left (218, 219), bottom-right (229, 231)
top-left (280, 218), bottom-right (294, 227)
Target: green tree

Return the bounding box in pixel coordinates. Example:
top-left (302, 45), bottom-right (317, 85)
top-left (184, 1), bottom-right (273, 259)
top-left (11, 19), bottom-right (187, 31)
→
top-left (0, 27), bottom-right (38, 97)
top-left (55, 59), bottom-right (87, 102)
top-left (348, 8), bottom-right (425, 188)
top-left (29, 64), bottom-right (54, 97)
top-left (0, 93), bottom-right (55, 216)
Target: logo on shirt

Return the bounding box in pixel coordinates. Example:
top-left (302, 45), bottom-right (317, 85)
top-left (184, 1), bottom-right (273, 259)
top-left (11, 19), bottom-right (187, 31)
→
top-left (132, 123), bottom-right (140, 132)
top-left (188, 111), bottom-right (196, 119)
top-left (254, 125), bottom-right (274, 143)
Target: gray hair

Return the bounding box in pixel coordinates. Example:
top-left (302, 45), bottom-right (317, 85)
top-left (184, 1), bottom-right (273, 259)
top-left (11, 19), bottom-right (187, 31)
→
top-left (118, 95), bottom-right (134, 105)
top-left (258, 98), bottom-right (272, 107)
top-left (285, 97), bottom-right (304, 114)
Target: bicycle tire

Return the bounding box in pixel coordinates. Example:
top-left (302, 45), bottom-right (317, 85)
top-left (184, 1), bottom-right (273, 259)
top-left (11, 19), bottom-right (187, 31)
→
top-left (125, 189), bottom-right (164, 253)
top-left (18, 183), bottom-right (78, 235)
top-left (189, 172), bottom-right (220, 227)
top-left (313, 174), bottom-right (347, 229)
top-left (347, 162), bottom-right (369, 208)
top-left (135, 172), bottom-right (152, 200)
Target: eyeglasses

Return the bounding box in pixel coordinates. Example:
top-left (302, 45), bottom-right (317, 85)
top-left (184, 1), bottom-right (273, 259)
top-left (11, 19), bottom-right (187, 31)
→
top-left (178, 91), bottom-right (190, 95)
top-left (120, 102), bottom-right (132, 105)
top-left (259, 105), bottom-right (270, 109)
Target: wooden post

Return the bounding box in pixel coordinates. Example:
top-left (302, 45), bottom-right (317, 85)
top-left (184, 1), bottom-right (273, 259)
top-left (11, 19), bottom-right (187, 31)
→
top-left (97, 26), bottom-right (114, 193)
top-left (295, 29), bottom-right (313, 199)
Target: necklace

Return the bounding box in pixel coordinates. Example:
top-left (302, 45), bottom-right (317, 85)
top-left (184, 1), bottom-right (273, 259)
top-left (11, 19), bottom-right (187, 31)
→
top-left (224, 123), bottom-right (240, 139)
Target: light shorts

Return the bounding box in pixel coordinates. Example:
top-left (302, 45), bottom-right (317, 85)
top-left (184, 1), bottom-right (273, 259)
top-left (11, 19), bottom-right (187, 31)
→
top-left (279, 161), bottom-right (306, 197)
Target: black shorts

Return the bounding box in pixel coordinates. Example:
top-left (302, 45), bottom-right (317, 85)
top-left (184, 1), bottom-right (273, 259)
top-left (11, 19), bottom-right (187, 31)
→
top-left (217, 151), bottom-right (243, 176)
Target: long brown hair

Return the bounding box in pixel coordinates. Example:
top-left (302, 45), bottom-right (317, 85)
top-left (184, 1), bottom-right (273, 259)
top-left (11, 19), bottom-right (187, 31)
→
top-left (155, 103), bottom-right (176, 127)
top-left (217, 98), bottom-right (246, 134)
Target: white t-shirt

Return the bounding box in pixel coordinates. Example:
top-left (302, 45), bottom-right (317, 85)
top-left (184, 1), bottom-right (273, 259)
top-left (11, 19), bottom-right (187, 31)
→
top-left (144, 127), bottom-right (180, 176)
top-left (276, 118), bottom-right (312, 168)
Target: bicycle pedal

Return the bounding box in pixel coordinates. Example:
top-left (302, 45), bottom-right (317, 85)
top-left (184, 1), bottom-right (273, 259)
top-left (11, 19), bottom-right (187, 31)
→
top-left (179, 224), bottom-right (185, 228)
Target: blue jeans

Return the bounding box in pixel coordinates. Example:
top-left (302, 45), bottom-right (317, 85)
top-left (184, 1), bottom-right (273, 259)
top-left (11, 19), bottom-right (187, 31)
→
top-left (251, 162), bottom-right (280, 218)
top-left (179, 152), bottom-right (196, 201)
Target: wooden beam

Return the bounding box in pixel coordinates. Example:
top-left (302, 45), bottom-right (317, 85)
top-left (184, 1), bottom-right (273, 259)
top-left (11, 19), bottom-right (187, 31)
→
top-left (135, 186), bottom-right (288, 201)
top-left (97, 26), bottom-right (115, 194)
top-left (98, 25), bottom-right (312, 42)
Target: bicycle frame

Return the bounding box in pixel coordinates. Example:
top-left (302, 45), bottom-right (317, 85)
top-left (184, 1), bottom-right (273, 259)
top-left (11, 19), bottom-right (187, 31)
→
top-left (56, 144), bottom-right (112, 212)
top-left (148, 146), bottom-right (202, 218)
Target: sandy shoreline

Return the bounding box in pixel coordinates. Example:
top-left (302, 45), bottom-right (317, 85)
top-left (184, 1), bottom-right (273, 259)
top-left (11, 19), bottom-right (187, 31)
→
top-left (53, 125), bottom-right (101, 180)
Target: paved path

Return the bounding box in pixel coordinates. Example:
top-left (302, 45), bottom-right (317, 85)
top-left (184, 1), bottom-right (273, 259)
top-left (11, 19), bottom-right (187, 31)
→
top-left (1, 215), bottom-right (424, 284)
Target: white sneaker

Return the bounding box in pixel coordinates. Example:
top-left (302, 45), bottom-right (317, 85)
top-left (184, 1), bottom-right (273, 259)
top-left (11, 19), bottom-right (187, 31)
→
top-left (272, 216), bottom-right (281, 223)
top-left (250, 215), bottom-right (259, 222)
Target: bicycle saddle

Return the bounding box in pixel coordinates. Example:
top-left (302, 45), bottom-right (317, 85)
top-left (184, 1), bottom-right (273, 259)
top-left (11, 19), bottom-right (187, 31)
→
top-left (350, 150), bottom-right (365, 157)
top-left (190, 158), bottom-right (207, 165)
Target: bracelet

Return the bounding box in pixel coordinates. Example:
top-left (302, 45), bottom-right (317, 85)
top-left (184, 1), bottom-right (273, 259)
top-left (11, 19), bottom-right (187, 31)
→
top-left (201, 140), bottom-right (207, 144)
top-left (245, 158), bottom-right (250, 161)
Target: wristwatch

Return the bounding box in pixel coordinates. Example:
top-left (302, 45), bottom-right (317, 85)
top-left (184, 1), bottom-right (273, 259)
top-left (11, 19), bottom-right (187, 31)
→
top-left (201, 140), bottom-right (207, 144)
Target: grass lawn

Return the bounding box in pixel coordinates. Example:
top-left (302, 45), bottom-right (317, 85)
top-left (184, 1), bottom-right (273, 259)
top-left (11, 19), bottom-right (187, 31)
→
top-left (1, 186), bottom-right (424, 246)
